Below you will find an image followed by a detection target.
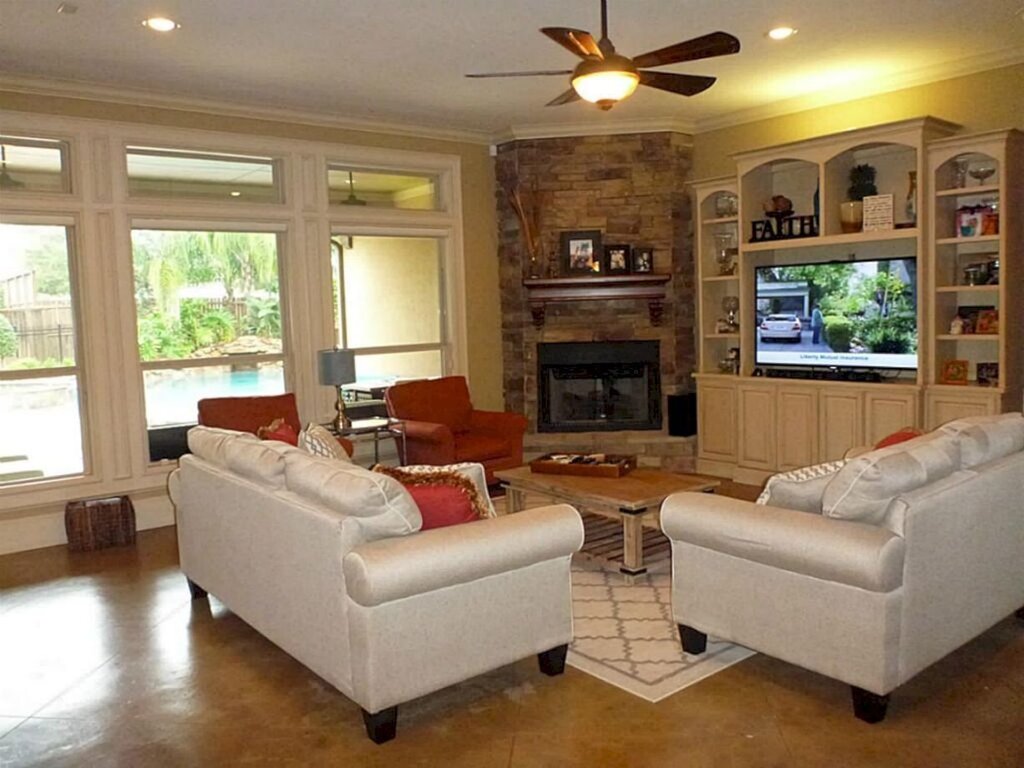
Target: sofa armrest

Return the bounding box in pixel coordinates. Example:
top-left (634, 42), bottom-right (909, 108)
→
top-left (344, 504), bottom-right (583, 606)
top-left (661, 492), bottom-right (905, 592)
top-left (469, 409), bottom-right (528, 435)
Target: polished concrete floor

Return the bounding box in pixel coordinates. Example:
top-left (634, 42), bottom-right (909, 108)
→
top-left (1, 493), bottom-right (1023, 767)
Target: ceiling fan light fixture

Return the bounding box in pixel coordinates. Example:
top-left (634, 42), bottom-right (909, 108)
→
top-left (571, 54), bottom-right (639, 109)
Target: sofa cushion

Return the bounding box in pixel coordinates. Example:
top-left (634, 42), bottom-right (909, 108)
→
top-left (822, 431), bottom-right (961, 525)
top-left (187, 426), bottom-right (258, 468)
top-left (385, 462), bottom-right (496, 518)
top-left (454, 432), bottom-right (508, 462)
top-left (756, 460), bottom-right (845, 514)
top-left (283, 453), bottom-right (421, 540)
top-left (874, 426), bottom-right (924, 449)
top-left (940, 412), bottom-right (1024, 469)
top-left (223, 438), bottom-right (289, 488)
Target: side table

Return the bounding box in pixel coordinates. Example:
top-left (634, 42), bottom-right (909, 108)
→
top-left (328, 417), bottom-right (406, 465)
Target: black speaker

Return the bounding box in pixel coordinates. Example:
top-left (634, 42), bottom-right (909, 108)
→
top-left (667, 393), bottom-right (697, 437)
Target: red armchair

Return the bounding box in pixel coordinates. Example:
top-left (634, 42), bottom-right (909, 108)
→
top-left (385, 376), bottom-right (527, 484)
top-left (197, 393), bottom-right (353, 456)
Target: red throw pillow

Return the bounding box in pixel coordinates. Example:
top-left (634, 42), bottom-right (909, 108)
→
top-left (403, 484), bottom-right (480, 530)
top-left (874, 427), bottom-right (924, 450)
top-left (257, 418), bottom-right (299, 446)
top-left (372, 465), bottom-right (489, 530)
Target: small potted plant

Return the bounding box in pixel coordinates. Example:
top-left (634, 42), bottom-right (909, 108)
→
top-left (840, 164), bottom-right (877, 233)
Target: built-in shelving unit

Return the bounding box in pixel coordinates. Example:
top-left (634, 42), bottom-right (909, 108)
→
top-left (925, 129), bottom-right (1023, 426)
top-left (690, 118), bottom-right (1023, 483)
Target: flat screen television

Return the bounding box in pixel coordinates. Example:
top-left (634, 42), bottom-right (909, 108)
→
top-left (754, 258), bottom-right (918, 371)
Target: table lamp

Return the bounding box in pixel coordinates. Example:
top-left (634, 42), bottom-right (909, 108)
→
top-left (318, 348), bottom-right (357, 430)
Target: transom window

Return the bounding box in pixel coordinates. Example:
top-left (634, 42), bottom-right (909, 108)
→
top-left (0, 136), bottom-right (71, 193)
top-left (327, 165), bottom-right (440, 211)
top-left (126, 147), bottom-right (282, 203)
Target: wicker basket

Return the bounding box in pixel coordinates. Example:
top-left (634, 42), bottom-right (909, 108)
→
top-left (65, 496), bottom-right (136, 552)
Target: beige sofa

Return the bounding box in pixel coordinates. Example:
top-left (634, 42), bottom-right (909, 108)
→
top-left (169, 427), bottom-right (583, 743)
top-left (661, 412), bottom-right (1024, 722)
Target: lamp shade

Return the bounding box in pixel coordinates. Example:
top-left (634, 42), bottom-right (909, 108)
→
top-left (318, 348), bottom-right (356, 386)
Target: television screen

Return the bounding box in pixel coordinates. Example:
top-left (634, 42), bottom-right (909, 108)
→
top-left (755, 259), bottom-right (918, 370)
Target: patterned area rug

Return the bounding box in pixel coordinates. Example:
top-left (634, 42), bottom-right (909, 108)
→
top-left (568, 559), bottom-right (755, 703)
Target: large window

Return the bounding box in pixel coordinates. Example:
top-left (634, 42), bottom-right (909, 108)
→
top-left (331, 235), bottom-right (445, 384)
top-left (327, 166), bottom-right (439, 211)
top-left (131, 229), bottom-right (286, 430)
top-left (0, 136), bottom-right (71, 194)
top-left (0, 223), bottom-right (84, 483)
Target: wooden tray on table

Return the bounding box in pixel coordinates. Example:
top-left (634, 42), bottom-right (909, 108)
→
top-left (529, 453), bottom-right (636, 478)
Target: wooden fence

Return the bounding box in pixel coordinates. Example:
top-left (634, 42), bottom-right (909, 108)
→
top-left (1, 305), bottom-right (76, 363)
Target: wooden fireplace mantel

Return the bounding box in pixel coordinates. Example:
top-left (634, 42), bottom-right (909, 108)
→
top-left (522, 274), bottom-right (672, 328)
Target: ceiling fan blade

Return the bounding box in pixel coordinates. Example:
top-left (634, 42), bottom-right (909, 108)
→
top-left (638, 71), bottom-right (717, 97)
top-left (466, 69), bottom-right (573, 78)
top-left (632, 31), bottom-right (740, 69)
top-left (545, 88), bottom-right (582, 107)
top-left (541, 27), bottom-right (603, 59)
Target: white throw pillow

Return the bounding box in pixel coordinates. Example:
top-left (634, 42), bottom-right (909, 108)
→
top-left (940, 412), bottom-right (1024, 469)
top-left (299, 423), bottom-right (352, 462)
top-left (822, 431), bottom-right (961, 524)
top-left (283, 453), bottom-right (421, 540)
top-left (756, 460), bottom-right (845, 514)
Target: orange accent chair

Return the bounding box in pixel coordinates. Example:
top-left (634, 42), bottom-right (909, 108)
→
top-left (197, 393), bottom-right (353, 456)
top-left (385, 376), bottom-right (527, 485)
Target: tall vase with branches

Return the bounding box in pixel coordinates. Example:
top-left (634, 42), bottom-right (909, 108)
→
top-left (505, 181), bottom-right (542, 278)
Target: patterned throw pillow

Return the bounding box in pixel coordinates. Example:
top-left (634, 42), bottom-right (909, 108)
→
top-left (372, 464), bottom-right (493, 525)
top-left (299, 423), bottom-right (351, 462)
top-left (756, 460), bottom-right (846, 514)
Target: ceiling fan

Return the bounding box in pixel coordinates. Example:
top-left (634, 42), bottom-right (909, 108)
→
top-left (466, 0), bottom-right (740, 110)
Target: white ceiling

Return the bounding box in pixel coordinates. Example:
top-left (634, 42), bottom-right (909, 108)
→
top-left (1, 0), bottom-right (1022, 140)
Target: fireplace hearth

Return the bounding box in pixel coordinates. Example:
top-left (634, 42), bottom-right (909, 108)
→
top-left (538, 341), bottom-right (661, 433)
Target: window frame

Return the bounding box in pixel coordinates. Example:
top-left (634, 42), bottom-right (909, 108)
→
top-left (330, 232), bottom-right (450, 379)
top-left (128, 220), bottom-right (292, 434)
top-left (0, 213), bottom-right (90, 487)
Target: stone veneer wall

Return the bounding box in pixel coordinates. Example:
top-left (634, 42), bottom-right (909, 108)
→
top-left (495, 132), bottom-right (697, 471)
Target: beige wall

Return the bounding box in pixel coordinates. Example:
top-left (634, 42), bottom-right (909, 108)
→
top-left (693, 63), bottom-right (1024, 179)
top-left (0, 91), bottom-right (503, 409)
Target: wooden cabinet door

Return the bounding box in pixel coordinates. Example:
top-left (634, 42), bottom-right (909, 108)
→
top-left (819, 390), bottom-right (864, 462)
top-left (865, 390), bottom-right (920, 445)
top-left (737, 383), bottom-right (776, 470)
top-left (925, 390), bottom-right (998, 429)
top-left (776, 387), bottom-right (818, 471)
top-left (697, 381), bottom-right (737, 462)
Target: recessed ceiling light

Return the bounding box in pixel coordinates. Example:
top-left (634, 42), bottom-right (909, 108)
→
top-left (230, 191), bottom-right (242, 197)
top-left (767, 26), bottom-right (797, 41)
top-left (56, 2), bottom-right (78, 14)
top-left (142, 16), bottom-right (179, 32)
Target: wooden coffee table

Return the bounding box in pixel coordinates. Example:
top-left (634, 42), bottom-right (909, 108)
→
top-left (494, 466), bottom-right (720, 576)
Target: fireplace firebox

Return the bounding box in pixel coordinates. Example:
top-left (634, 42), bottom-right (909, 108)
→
top-left (538, 341), bottom-right (661, 433)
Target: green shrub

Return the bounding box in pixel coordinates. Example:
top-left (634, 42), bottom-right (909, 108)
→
top-left (0, 315), bottom-right (17, 361)
top-left (823, 316), bottom-right (853, 352)
top-left (856, 313), bottom-right (917, 354)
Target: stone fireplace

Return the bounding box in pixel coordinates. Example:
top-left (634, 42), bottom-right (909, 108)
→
top-left (496, 132), bottom-right (697, 471)
top-left (538, 341), bottom-right (661, 433)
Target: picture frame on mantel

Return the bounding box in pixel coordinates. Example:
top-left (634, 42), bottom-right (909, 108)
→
top-left (632, 247), bottom-right (654, 273)
top-left (561, 230), bottom-right (602, 275)
top-left (604, 244), bottom-right (631, 275)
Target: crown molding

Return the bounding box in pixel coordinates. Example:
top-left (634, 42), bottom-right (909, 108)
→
top-left (692, 47), bottom-right (1024, 134)
top-left (492, 116), bottom-right (696, 145)
top-left (0, 74), bottom-right (494, 147)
